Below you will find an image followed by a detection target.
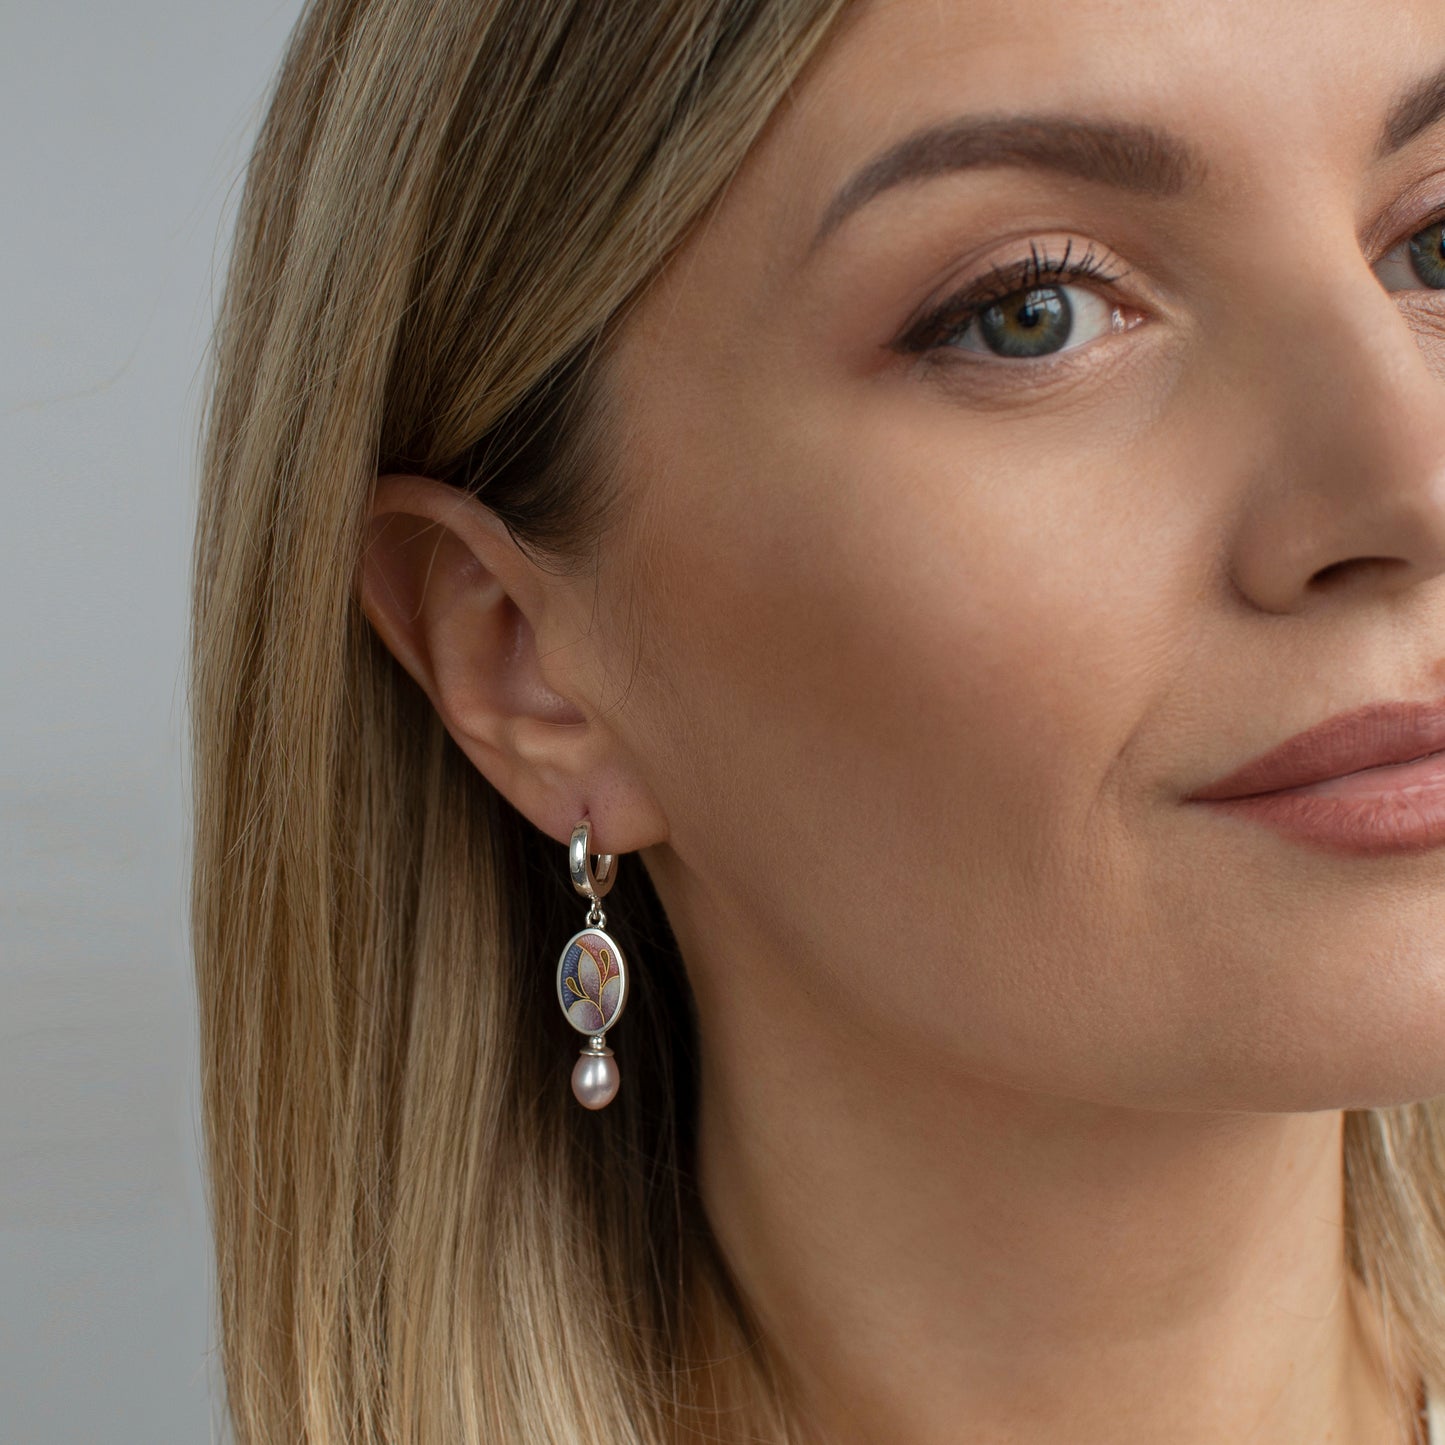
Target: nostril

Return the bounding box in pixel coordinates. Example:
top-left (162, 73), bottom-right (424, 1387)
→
top-left (1311, 556), bottom-right (1403, 588)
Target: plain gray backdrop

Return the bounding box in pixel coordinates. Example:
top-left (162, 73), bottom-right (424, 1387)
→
top-left (3, 3), bottom-right (309, 1439)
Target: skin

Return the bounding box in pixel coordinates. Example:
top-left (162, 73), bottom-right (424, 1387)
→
top-left (358, 0), bottom-right (1445, 1439)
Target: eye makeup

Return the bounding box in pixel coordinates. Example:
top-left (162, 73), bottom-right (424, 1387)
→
top-left (890, 200), bottom-right (1445, 378)
top-left (892, 236), bottom-right (1133, 360)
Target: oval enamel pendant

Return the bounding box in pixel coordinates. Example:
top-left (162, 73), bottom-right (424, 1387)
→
top-left (556, 927), bottom-right (629, 1037)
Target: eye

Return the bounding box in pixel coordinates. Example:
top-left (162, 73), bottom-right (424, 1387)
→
top-left (895, 239), bottom-right (1138, 364)
top-left (1377, 216), bottom-right (1445, 293)
top-left (940, 283), bottom-right (1126, 360)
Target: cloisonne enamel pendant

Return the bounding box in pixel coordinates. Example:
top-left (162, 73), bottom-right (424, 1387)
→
top-left (557, 819), bottom-right (629, 1109)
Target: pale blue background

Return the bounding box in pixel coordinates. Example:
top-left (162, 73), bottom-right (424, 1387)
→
top-left (2, 3), bottom-right (307, 1439)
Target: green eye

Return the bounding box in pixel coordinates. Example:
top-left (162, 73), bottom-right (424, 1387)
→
top-left (1379, 217), bottom-right (1445, 292)
top-left (936, 283), bottom-right (1121, 360)
top-left (1408, 219), bottom-right (1445, 289)
top-left (976, 287), bottom-right (1073, 358)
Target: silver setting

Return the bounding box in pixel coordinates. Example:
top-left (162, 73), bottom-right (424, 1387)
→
top-left (569, 818), bottom-right (615, 901)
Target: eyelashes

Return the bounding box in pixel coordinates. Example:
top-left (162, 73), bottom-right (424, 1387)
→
top-left (892, 207), bottom-right (1445, 370)
top-left (894, 237), bottom-right (1132, 360)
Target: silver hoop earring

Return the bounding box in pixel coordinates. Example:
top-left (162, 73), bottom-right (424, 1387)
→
top-left (556, 817), bottom-right (630, 1109)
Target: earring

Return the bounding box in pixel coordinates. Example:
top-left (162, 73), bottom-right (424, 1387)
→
top-left (556, 817), bottom-right (630, 1109)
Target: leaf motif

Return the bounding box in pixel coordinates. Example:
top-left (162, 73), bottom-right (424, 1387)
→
top-left (565, 976), bottom-right (585, 1000)
top-left (577, 942), bottom-right (601, 1001)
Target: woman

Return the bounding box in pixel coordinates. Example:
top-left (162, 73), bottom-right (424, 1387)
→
top-left (190, 0), bottom-right (1445, 1439)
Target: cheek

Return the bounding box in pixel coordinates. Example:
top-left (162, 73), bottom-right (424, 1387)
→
top-left (635, 367), bottom-right (1197, 872)
top-left (628, 376), bottom-right (1218, 1092)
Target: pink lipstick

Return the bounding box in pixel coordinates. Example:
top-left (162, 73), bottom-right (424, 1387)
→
top-left (1183, 695), bottom-right (1445, 855)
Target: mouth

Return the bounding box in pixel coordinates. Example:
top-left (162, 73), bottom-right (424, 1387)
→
top-left (1182, 694), bottom-right (1445, 856)
top-left (1184, 695), bottom-right (1445, 801)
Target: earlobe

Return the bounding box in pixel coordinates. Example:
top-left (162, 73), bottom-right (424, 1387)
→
top-left (355, 473), bottom-right (668, 853)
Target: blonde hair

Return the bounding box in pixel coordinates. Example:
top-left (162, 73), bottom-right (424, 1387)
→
top-left (189, 1), bottom-right (1445, 1440)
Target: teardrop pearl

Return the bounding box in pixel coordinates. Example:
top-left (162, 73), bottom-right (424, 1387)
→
top-left (571, 1048), bottom-right (620, 1110)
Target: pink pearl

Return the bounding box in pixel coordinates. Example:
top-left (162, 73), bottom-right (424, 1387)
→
top-left (571, 1049), bottom-right (619, 1109)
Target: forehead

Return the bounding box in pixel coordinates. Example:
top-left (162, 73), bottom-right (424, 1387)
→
top-left (705, 0), bottom-right (1444, 273)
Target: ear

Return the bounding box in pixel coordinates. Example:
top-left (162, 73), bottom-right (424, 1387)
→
top-left (356, 472), bottom-right (667, 854)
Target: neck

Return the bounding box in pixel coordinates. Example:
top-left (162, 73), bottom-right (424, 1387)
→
top-left (686, 950), bottom-right (1419, 1445)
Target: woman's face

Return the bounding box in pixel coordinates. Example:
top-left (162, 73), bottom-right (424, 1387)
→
top-left (585, 0), bottom-right (1445, 1112)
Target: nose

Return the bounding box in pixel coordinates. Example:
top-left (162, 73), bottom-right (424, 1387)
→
top-left (1223, 232), bottom-right (1445, 614)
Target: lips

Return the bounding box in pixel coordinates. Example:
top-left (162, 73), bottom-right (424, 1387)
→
top-left (1185, 695), bottom-right (1445, 801)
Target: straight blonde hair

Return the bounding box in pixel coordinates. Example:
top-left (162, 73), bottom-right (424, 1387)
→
top-left (189, 1), bottom-right (1445, 1440)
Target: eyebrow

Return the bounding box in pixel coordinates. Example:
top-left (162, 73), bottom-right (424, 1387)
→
top-left (807, 58), bottom-right (1445, 257)
top-left (1380, 57), bottom-right (1445, 154)
top-left (808, 116), bottom-right (1207, 254)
